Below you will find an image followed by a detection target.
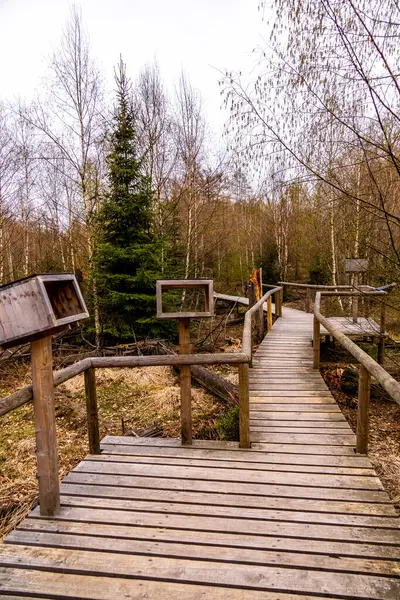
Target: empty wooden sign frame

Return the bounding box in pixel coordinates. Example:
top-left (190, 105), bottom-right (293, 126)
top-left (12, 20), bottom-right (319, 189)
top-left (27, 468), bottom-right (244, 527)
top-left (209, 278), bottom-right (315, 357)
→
top-left (156, 279), bottom-right (214, 444)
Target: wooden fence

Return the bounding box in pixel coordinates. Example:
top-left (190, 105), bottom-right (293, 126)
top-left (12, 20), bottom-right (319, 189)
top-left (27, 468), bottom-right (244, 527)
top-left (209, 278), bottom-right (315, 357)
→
top-left (0, 286), bottom-right (283, 515)
top-left (314, 291), bottom-right (400, 454)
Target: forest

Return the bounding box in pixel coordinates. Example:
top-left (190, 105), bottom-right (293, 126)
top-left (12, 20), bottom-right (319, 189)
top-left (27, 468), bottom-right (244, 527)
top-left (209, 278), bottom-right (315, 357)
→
top-left (0, 1), bottom-right (398, 346)
top-left (1, 0), bottom-right (400, 543)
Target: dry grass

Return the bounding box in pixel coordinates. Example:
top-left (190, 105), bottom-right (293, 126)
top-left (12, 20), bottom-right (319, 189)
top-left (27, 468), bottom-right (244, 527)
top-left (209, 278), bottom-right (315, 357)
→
top-left (0, 363), bottom-right (227, 540)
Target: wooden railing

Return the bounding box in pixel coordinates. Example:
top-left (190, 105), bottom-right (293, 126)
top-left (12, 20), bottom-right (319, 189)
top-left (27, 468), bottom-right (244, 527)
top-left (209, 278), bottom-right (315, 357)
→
top-left (314, 291), bottom-right (400, 454)
top-left (0, 285), bottom-right (283, 515)
top-left (278, 281), bottom-right (352, 313)
top-left (240, 286), bottom-right (283, 446)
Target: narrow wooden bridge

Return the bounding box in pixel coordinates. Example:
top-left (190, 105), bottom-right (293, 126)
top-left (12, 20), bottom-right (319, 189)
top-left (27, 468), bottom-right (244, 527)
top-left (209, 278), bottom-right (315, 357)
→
top-left (1, 302), bottom-right (400, 598)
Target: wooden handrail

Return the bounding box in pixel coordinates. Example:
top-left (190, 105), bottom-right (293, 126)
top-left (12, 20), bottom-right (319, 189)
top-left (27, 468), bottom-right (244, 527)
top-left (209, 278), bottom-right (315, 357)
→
top-left (314, 292), bottom-right (400, 402)
top-left (1, 284), bottom-right (285, 514)
top-left (314, 291), bottom-right (400, 453)
top-left (279, 281), bottom-right (352, 290)
top-left (243, 286), bottom-right (282, 361)
top-left (0, 352), bottom-right (248, 418)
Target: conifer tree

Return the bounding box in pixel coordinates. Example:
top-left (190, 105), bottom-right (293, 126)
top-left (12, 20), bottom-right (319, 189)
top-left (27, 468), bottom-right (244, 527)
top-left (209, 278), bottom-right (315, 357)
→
top-left (96, 57), bottom-right (160, 343)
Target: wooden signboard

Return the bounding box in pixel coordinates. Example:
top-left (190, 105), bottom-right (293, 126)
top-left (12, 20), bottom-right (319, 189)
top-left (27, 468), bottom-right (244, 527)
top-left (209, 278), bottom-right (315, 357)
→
top-left (156, 279), bottom-right (214, 446)
top-left (345, 258), bottom-right (369, 273)
top-left (156, 279), bottom-right (214, 320)
top-left (0, 273), bottom-right (89, 349)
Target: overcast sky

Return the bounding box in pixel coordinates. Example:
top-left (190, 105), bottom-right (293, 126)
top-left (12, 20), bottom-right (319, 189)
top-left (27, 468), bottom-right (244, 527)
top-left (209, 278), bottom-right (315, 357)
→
top-left (0, 0), bottom-right (266, 137)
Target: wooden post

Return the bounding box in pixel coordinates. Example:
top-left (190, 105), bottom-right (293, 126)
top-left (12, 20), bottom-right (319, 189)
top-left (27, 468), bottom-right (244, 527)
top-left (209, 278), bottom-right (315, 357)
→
top-left (239, 363), bottom-right (250, 448)
top-left (352, 274), bottom-right (359, 323)
top-left (267, 296), bottom-right (273, 331)
top-left (279, 287), bottom-right (284, 317)
top-left (313, 316), bottom-right (320, 369)
top-left (249, 280), bottom-right (262, 343)
top-left (274, 290), bottom-right (280, 317)
top-left (259, 304), bottom-right (265, 340)
top-left (356, 365), bottom-right (371, 454)
top-left (84, 368), bottom-right (100, 454)
top-left (31, 336), bottom-right (60, 516)
top-left (378, 299), bottom-right (386, 366)
top-left (305, 287), bottom-right (311, 313)
top-left (179, 318), bottom-right (192, 444)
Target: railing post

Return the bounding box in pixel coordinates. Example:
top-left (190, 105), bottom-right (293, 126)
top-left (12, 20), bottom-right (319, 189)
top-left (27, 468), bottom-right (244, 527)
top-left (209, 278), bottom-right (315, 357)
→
top-left (274, 290), bottom-right (279, 317)
top-left (31, 336), bottom-right (60, 516)
top-left (305, 287), bottom-right (311, 313)
top-left (179, 318), bottom-right (192, 445)
top-left (259, 304), bottom-right (265, 340)
top-left (313, 316), bottom-right (320, 369)
top-left (279, 287), bottom-right (283, 316)
top-left (267, 296), bottom-right (273, 331)
top-left (84, 367), bottom-right (100, 454)
top-left (276, 289), bottom-right (282, 317)
top-left (352, 274), bottom-right (359, 323)
top-left (239, 363), bottom-right (250, 448)
top-left (356, 365), bottom-right (371, 454)
top-left (378, 299), bottom-right (386, 366)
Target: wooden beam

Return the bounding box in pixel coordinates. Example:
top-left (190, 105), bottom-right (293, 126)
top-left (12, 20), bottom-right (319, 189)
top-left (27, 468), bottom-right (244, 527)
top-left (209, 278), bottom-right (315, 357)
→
top-left (179, 318), bottom-right (192, 445)
top-left (378, 299), bottom-right (386, 366)
top-left (305, 287), bottom-right (311, 313)
top-left (313, 317), bottom-right (320, 369)
top-left (352, 273), bottom-right (359, 323)
top-left (0, 354), bottom-right (249, 418)
top-left (239, 363), bottom-right (250, 448)
top-left (267, 296), bottom-right (273, 331)
top-left (31, 336), bottom-right (60, 516)
top-left (356, 365), bottom-right (371, 454)
top-left (84, 368), bottom-right (100, 454)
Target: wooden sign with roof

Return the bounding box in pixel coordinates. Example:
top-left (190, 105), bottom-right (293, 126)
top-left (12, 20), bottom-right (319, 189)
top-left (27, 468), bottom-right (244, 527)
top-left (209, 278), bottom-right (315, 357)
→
top-left (0, 273), bottom-right (89, 349)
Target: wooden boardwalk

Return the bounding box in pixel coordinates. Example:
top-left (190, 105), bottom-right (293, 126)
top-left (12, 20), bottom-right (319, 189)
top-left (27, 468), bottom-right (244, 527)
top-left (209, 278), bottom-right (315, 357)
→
top-left (1, 306), bottom-right (400, 598)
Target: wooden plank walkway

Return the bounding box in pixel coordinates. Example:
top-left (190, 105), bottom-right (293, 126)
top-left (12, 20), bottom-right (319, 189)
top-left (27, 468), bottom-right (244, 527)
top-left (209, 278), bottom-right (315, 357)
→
top-left (1, 306), bottom-right (400, 598)
top-left (319, 316), bottom-right (385, 338)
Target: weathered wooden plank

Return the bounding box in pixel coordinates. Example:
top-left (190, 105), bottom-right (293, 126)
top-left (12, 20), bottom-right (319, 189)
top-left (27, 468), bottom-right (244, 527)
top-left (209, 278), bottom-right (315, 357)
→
top-left (101, 435), bottom-right (241, 449)
top-left (249, 390), bottom-right (334, 397)
top-left (250, 443), bottom-right (360, 455)
top-left (59, 482), bottom-right (393, 514)
top-left (249, 412), bottom-right (346, 421)
top-left (249, 390), bottom-right (330, 395)
top-left (54, 494), bottom-right (396, 526)
top-left (250, 426), bottom-right (355, 435)
top-left (87, 453), bottom-right (371, 474)
top-left (250, 405), bottom-right (342, 412)
top-left (250, 433), bottom-right (356, 446)
top-left (1, 545), bottom-right (399, 598)
top-left (250, 398), bottom-right (340, 404)
top-left (26, 505), bottom-right (400, 540)
top-left (0, 567), bottom-right (327, 600)
top-left (20, 518), bottom-right (400, 559)
top-left (74, 459), bottom-right (380, 489)
top-left (99, 443), bottom-right (371, 466)
top-left (63, 471), bottom-right (390, 501)
top-left (249, 420), bottom-right (350, 429)
top-left (7, 529), bottom-right (400, 577)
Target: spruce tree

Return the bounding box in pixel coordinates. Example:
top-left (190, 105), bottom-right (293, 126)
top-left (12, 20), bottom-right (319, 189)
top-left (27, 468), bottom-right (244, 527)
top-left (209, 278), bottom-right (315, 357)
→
top-left (96, 58), bottom-right (160, 343)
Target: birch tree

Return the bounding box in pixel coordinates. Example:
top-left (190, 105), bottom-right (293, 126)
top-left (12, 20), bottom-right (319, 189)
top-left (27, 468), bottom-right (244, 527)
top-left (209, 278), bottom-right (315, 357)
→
top-left (24, 6), bottom-right (105, 345)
